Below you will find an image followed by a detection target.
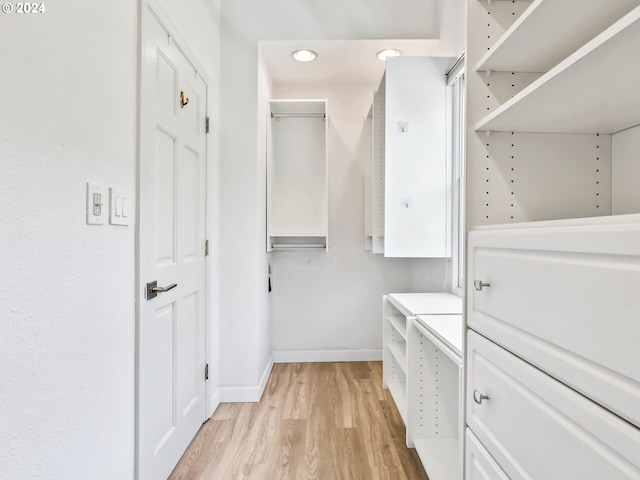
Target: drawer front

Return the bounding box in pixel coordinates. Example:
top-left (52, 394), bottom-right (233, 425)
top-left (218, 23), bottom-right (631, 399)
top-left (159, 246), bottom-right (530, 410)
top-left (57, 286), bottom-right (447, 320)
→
top-left (467, 225), bottom-right (640, 428)
top-left (467, 332), bottom-right (640, 480)
top-left (465, 429), bottom-right (509, 480)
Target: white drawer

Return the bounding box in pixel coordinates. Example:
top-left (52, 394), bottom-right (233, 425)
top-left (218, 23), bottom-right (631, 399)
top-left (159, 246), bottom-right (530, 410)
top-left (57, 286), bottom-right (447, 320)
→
top-left (467, 331), bottom-right (640, 480)
top-left (467, 223), bottom-right (640, 428)
top-left (465, 429), bottom-right (509, 480)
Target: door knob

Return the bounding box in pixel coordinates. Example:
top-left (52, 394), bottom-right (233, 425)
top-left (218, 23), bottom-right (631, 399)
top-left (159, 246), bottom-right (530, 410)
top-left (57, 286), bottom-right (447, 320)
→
top-left (474, 280), bottom-right (490, 291)
top-left (146, 281), bottom-right (177, 300)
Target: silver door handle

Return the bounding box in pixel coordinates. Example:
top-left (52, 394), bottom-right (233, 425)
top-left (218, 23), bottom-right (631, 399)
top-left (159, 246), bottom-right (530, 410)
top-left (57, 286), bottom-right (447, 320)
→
top-left (473, 389), bottom-right (490, 405)
top-left (146, 281), bottom-right (177, 300)
top-left (474, 280), bottom-right (490, 291)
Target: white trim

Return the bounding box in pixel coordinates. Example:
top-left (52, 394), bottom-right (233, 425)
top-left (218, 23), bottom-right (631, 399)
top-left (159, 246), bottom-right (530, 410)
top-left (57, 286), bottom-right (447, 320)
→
top-left (273, 349), bottom-right (383, 363)
top-left (145, 0), bottom-right (214, 84)
top-left (208, 389), bottom-right (221, 417)
top-left (219, 356), bottom-right (274, 403)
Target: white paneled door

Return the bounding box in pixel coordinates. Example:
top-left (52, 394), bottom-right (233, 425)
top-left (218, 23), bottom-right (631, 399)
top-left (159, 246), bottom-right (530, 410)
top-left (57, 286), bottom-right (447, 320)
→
top-left (137, 6), bottom-right (208, 480)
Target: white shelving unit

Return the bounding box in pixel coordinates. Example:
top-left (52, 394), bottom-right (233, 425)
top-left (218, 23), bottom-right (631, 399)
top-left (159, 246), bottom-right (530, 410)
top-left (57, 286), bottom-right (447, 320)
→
top-left (408, 315), bottom-right (463, 480)
top-left (476, 5), bottom-right (640, 134)
top-left (266, 99), bottom-right (328, 251)
top-left (382, 292), bottom-right (463, 476)
top-left (465, 0), bottom-right (640, 477)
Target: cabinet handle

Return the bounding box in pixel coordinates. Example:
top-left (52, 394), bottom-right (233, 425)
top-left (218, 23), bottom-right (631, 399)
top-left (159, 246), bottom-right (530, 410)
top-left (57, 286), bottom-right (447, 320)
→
top-left (473, 389), bottom-right (490, 405)
top-left (474, 280), bottom-right (490, 291)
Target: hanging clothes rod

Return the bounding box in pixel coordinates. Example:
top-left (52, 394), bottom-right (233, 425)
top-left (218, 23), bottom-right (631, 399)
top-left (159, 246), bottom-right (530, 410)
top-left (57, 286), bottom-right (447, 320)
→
top-left (271, 113), bottom-right (326, 118)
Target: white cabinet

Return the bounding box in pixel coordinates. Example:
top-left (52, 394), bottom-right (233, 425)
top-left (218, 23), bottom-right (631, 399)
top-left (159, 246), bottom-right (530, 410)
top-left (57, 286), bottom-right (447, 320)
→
top-left (368, 57), bottom-right (454, 257)
top-left (467, 331), bottom-right (640, 479)
top-left (382, 293), bottom-right (463, 480)
top-left (468, 217), bottom-right (640, 428)
top-left (266, 99), bottom-right (328, 251)
top-left (466, 217), bottom-right (640, 479)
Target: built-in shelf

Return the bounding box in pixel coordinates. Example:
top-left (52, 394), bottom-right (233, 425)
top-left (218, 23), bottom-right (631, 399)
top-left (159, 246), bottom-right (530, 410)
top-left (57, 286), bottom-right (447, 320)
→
top-left (387, 380), bottom-right (407, 424)
top-left (387, 315), bottom-right (407, 340)
top-left (383, 292), bottom-right (463, 472)
top-left (476, 0), bottom-right (640, 73)
top-left (414, 438), bottom-right (459, 480)
top-left (476, 5), bottom-right (640, 134)
top-left (388, 342), bottom-right (407, 374)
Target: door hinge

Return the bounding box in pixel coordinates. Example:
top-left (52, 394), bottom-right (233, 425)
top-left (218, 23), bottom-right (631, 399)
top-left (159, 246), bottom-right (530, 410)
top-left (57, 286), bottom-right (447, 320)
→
top-left (205, 239), bottom-right (209, 256)
top-left (204, 363), bottom-right (209, 381)
top-left (205, 116), bottom-right (210, 134)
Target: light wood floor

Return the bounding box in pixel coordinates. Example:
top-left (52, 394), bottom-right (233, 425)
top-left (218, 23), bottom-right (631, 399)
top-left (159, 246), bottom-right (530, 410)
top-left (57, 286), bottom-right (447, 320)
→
top-left (169, 361), bottom-right (428, 480)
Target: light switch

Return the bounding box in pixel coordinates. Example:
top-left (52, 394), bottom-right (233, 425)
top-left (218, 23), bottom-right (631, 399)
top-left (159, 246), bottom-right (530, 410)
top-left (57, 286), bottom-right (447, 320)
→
top-left (86, 182), bottom-right (107, 225)
top-left (401, 196), bottom-right (412, 209)
top-left (110, 187), bottom-right (131, 226)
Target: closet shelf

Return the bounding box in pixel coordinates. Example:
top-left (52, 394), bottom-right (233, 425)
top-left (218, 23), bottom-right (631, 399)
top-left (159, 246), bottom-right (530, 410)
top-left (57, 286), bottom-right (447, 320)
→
top-left (388, 342), bottom-right (408, 375)
top-left (476, 5), bottom-right (640, 135)
top-left (387, 381), bottom-right (407, 424)
top-left (476, 0), bottom-right (640, 74)
top-left (414, 438), bottom-right (459, 480)
top-left (387, 315), bottom-right (407, 340)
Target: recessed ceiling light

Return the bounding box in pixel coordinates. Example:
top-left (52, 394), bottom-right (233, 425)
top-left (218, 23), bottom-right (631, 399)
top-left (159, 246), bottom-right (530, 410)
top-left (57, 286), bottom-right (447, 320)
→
top-left (376, 49), bottom-right (402, 61)
top-left (292, 49), bottom-right (318, 62)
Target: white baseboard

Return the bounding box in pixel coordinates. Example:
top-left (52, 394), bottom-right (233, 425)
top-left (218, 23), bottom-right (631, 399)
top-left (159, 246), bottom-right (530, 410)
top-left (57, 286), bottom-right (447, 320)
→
top-left (208, 388), bottom-right (221, 417)
top-left (219, 355), bottom-right (274, 403)
top-left (273, 349), bottom-right (383, 363)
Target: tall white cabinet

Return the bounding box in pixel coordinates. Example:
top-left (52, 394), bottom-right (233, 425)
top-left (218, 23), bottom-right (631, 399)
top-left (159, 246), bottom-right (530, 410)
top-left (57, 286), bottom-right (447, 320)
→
top-left (367, 57), bottom-right (454, 257)
top-left (464, 0), bottom-right (640, 478)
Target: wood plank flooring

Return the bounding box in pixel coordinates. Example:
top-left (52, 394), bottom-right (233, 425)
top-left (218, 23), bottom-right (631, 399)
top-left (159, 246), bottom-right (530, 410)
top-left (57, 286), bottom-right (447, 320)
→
top-left (169, 361), bottom-right (428, 480)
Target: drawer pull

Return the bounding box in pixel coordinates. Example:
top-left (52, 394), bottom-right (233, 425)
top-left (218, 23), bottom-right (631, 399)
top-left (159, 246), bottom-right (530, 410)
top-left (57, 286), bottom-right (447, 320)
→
top-left (474, 280), bottom-right (490, 291)
top-left (473, 389), bottom-right (490, 405)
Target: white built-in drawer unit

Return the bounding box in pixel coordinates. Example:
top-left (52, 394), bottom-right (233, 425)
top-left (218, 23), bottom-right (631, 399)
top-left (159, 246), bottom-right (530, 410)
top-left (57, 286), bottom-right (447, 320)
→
top-left (467, 331), bottom-right (640, 479)
top-left (468, 215), bottom-right (640, 428)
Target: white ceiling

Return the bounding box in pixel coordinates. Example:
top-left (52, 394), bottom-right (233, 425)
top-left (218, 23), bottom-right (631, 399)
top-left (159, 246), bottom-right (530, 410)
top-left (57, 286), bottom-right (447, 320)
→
top-left (256, 0), bottom-right (446, 88)
top-left (260, 39), bottom-right (446, 88)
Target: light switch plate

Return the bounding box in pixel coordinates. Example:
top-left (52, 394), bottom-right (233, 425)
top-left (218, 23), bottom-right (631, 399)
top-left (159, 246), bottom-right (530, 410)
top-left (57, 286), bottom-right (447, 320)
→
top-left (86, 182), bottom-right (107, 225)
top-left (109, 187), bottom-right (131, 226)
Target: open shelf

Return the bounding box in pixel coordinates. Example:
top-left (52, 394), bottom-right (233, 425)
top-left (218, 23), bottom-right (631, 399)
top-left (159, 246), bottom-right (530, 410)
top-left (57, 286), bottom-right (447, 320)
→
top-left (388, 342), bottom-right (407, 374)
top-left (414, 438), bottom-right (459, 480)
top-left (476, 0), bottom-right (640, 73)
top-left (387, 315), bottom-right (407, 340)
top-left (387, 380), bottom-right (407, 425)
top-left (476, 5), bottom-right (640, 134)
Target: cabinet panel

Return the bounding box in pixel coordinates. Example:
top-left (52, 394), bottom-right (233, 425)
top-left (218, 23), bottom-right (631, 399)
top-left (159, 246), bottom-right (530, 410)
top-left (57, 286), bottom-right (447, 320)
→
top-left (468, 221), bottom-right (640, 428)
top-left (465, 429), bottom-right (509, 480)
top-left (467, 331), bottom-right (640, 480)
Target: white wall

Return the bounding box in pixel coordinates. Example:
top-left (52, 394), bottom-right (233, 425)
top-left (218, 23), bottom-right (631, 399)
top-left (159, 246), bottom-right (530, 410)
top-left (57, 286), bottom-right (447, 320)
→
top-left (0, 2), bottom-right (137, 478)
top-left (269, 83), bottom-right (448, 359)
top-left (0, 0), bottom-right (220, 477)
top-left (612, 125), bottom-right (640, 215)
